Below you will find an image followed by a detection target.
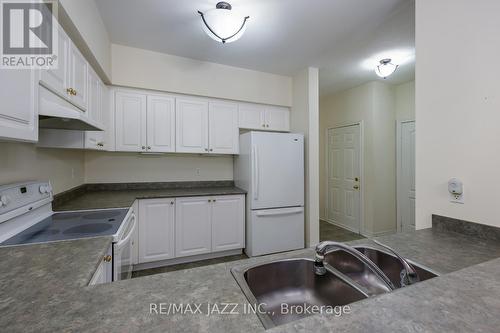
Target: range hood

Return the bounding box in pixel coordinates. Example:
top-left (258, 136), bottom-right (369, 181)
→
top-left (38, 84), bottom-right (103, 131)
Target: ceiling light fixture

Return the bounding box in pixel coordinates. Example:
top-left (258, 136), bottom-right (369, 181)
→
top-left (375, 59), bottom-right (399, 79)
top-left (198, 2), bottom-right (249, 44)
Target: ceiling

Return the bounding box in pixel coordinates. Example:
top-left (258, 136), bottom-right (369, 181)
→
top-left (96, 0), bottom-right (415, 96)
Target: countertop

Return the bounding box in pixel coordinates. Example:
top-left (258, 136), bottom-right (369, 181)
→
top-left (1, 228), bottom-right (500, 332)
top-left (53, 186), bottom-right (246, 211)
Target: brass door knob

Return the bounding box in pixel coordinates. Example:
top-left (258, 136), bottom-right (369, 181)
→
top-left (66, 88), bottom-right (73, 95)
top-left (103, 255), bottom-right (112, 262)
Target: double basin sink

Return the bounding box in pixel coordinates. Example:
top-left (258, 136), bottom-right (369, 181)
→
top-left (232, 245), bottom-right (438, 329)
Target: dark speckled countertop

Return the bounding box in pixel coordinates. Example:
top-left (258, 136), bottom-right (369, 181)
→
top-left (53, 181), bottom-right (246, 211)
top-left (2, 227), bottom-right (500, 332)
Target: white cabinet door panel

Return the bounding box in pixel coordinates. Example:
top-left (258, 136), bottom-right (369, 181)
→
top-left (69, 44), bottom-right (88, 111)
top-left (176, 98), bottom-right (209, 153)
top-left (175, 197), bottom-right (212, 257)
top-left (147, 95), bottom-right (176, 152)
top-left (138, 199), bottom-right (176, 263)
top-left (265, 106), bottom-right (290, 132)
top-left (209, 101), bottom-right (239, 154)
top-left (238, 103), bottom-right (265, 130)
top-left (212, 195), bottom-right (245, 252)
top-left (115, 92), bottom-right (147, 152)
top-left (40, 24), bottom-right (69, 97)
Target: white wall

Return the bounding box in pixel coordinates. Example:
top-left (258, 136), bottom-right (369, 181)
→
top-left (291, 67), bottom-right (320, 246)
top-left (416, 0), bottom-right (500, 229)
top-left (84, 152), bottom-right (233, 183)
top-left (320, 80), bottom-right (414, 235)
top-left (0, 143), bottom-right (84, 194)
top-left (111, 44), bottom-right (293, 107)
top-left (59, 0), bottom-right (111, 81)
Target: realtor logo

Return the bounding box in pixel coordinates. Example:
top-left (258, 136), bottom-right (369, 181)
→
top-left (1, 0), bottom-right (58, 69)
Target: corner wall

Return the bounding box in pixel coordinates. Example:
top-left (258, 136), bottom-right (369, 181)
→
top-left (416, 0), bottom-right (500, 228)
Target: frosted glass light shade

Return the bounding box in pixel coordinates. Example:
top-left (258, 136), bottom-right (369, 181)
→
top-left (375, 59), bottom-right (399, 79)
top-left (199, 2), bottom-right (249, 44)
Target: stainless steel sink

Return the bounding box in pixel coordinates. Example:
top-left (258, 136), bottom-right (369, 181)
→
top-left (324, 246), bottom-right (438, 295)
top-left (231, 259), bottom-right (368, 329)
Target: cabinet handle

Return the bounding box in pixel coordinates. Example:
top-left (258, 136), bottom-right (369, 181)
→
top-left (72, 89), bottom-right (77, 96)
top-left (103, 255), bottom-right (112, 263)
top-left (208, 199), bottom-right (212, 202)
top-left (66, 88), bottom-right (73, 95)
top-left (209, 149), bottom-right (213, 152)
top-left (213, 199), bottom-right (217, 202)
top-left (262, 124), bottom-right (265, 128)
top-left (266, 124), bottom-right (270, 128)
top-left (142, 146), bottom-right (146, 150)
top-left (205, 148), bottom-right (209, 152)
top-left (170, 201), bottom-right (174, 205)
top-left (148, 146), bottom-right (151, 150)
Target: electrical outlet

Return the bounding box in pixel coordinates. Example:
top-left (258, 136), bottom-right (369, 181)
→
top-left (450, 192), bottom-right (464, 204)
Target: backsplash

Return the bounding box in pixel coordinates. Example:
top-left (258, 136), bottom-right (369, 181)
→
top-left (432, 215), bottom-right (500, 242)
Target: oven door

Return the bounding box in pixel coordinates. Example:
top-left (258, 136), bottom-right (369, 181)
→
top-left (113, 213), bottom-right (136, 281)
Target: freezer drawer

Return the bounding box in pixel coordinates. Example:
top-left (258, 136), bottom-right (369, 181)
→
top-left (245, 207), bottom-right (305, 257)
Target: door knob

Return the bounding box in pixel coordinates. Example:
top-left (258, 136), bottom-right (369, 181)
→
top-left (353, 185), bottom-right (360, 190)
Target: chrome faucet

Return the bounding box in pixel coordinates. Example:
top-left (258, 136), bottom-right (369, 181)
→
top-left (314, 241), bottom-right (395, 291)
top-left (372, 239), bottom-right (420, 287)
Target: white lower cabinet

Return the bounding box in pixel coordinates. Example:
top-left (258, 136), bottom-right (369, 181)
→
top-left (211, 195), bottom-right (245, 252)
top-left (89, 245), bottom-right (112, 285)
top-left (138, 199), bottom-right (175, 263)
top-left (136, 194), bottom-right (245, 264)
top-left (175, 197), bottom-right (212, 257)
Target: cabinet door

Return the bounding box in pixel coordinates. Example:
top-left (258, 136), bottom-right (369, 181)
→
top-left (138, 199), bottom-right (176, 263)
top-left (89, 245), bottom-right (112, 285)
top-left (176, 98), bottom-right (209, 153)
top-left (69, 43), bottom-right (88, 111)
top-left (147, 95), bottom-right (176, 152)
top-left (238, 103), bottom-right (265, 130)
top-left (115, 92), bottom-right (147, 152)
top-left (265, 106), bottom-right (290, 132)
top-left (211, 195), bottom-right (245, 252)
top-left (209, 101), bottom-right (239, 154)
top-left (0, 70), bottom-right (38, 142)
top-left (87, 69), bottom-right (102, 126)
top-left (175, 197), bottom-right (212, 257)
top-left (40, 24), bottom-right (69, 97)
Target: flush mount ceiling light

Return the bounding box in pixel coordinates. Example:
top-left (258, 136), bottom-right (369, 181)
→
top-left (198, 2), bottom-right (249, 44)
top-left (375, 59), bottom-right (399, 79)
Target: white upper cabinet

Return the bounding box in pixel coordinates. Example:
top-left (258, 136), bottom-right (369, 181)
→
top-left (238, 103), bottom-right (290, 132)
top-left (239, 103), bottom-right (266, 130)
top-left (176, 97), bottom-right (209, 153)
top-left (175, 197), bottom-right (212, 257)
top-left (115, 91), bottom-right (147, 152)
top-left (40, 25), bottom-right (69, 97)
top-left (147, 95), bottom-right (176, 153)
top-left (88, 68), bottom-right (102, 126)
top-left (86, 84), bottom-right (109, 150)
top-left (211, 195), bottom-right (245, 252)
top-left (138, 199), bottom-right (176, 263)
top-left (0, 70), bottom-right (38, 142)
top-left (265, 106), bottom-right (290, 132)
top-left (209, 100), bottom-right (239, 154)
top-left (68, 43), bottom-right (89, 111)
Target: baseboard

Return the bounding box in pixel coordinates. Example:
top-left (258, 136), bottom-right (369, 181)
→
top-left (361, 229), bottom-right (397, 238)
top-left (321, 218), bottom-right (360, 234)
top-left (133, 249), bottom-right (243, 271)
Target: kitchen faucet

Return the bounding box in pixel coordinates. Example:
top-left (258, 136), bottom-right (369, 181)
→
top-left (314, 241), bottom-right (396, 291)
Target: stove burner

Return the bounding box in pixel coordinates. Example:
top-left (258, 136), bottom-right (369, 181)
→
top-left (82, 211), bottom-right (121, 220)
top-left (24, 229), bottom-right (60, 239)
top-left (52, 213), bottom-right (85, 220)
top-left (63, 223), bottom-right (113, 235)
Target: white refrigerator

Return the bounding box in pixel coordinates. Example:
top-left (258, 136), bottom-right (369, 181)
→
top-left (234, 131), bottom-right (305, 257)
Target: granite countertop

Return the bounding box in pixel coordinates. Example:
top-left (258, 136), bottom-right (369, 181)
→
top-left (2, 228), bottom-right (500, 332)
top-left (53, 182), bottom-right (247, 211)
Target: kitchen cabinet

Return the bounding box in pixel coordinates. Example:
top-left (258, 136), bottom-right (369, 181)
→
top-left (147, 95), bottom-right (176, 152)
top-left (238, 103), bottom-right (290, 132)
top-left (175, 97), bottom-right (209, 153)
top-left (89, 245), bottom-right (112, 285)
top-left (40, 25), bottom-right (69, 97)
top-left (209, 101), bottom-right (239, 154)
top-left (88, 68), bottom-right (103, 126)
top-left (115, 91), bottom-right (147, 152)
top-left (68, 43), bottom-right (89, 111)
top-left (211, 195), bottom-right (245, 252)
top-left (138, 199), bottom-right (176, 263)
top-left (175, 197), bottom-right (212, 257)
top-left (0, 69), bottom-right (38, 142)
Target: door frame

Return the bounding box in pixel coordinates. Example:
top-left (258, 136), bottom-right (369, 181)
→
top-left (324, 121), bottom-right (365, 235)
top-left (396, 119), bottom-right (415, 233)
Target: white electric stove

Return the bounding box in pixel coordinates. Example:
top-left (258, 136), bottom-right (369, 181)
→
top-left (0, 181), bottom-right (136, 281)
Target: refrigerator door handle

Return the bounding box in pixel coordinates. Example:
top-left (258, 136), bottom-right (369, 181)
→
top-left (256, 207), bottom-right (304, 217)
top-left (252, 145), bottom-right (259, 200)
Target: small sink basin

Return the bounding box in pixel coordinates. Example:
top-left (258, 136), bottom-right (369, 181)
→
top-left (232, 259), bottom-right (367, 329)
top-left (325, 246), bottom-right (438, 295)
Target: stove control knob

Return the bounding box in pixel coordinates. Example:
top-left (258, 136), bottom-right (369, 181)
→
top-left (39, 185), bottom-right (47, 194)
top-left (0, 195), bottom-right (9, 207)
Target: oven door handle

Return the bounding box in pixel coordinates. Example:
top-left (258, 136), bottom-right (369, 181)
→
top-left (116, 213), bottom-right (136, 249)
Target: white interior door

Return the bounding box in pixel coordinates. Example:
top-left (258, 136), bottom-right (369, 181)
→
top-left (398, 121), bottom-right (416, 232)
top-left (327, 125), bottom-right (361, 233)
